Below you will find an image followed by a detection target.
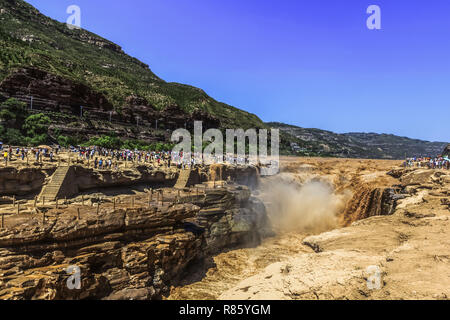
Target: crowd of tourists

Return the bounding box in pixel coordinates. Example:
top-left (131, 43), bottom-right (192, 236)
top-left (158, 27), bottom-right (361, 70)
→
top-left (71, 146), bottom-right (253, 170)
top-left (1, 141), bottom-right (448, 171)
top-left (405, 156), bottom-right (450, 169)
top-left (72, 146), bottom-right (176, 169)
top-left (1, 145), bottom-right (61, 164)
top-left (0, 142), bottom-right (258, 169)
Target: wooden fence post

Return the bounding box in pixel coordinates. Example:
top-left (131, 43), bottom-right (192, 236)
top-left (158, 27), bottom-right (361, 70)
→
top-left (17, 203), bottom-right (20, 215)
top-left (34, 196), bottom-right (37, 208)
top-left (77, 208), bottom-right (81, 220)
top-left (113, 197), bottom-right (116, 210)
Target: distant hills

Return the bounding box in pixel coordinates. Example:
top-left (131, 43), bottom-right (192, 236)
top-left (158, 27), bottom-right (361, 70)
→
top-left (268, 122), bottom-right (447, 159)
top-left (0, 0), bottom-right (446, 158)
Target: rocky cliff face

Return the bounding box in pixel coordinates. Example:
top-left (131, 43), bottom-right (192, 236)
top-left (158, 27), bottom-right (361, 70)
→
top-left (0, 186), bottom-right (269, 300)
top-left (0, 68), bottom-right (113, 112)
top-left (0, 167), bottom-right (53, 196)
top-left (443, 144), bottom-right (450, 156)
top-left (0, 163), bottom-right (261, 198)
top-left (196, 187), bottom-right (270, 254)
top-left (0, 67), bottom-right (221, 142)
top-left (63, 165), bottom-right (179, 197)
top-left (207, 164), bottom-right (261, 190)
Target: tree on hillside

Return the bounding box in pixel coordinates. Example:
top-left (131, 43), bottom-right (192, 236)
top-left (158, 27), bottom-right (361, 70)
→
top-left (0, 98), bottom-right (28, 128)
top-left (23, 113), bottom-right (51, 146)
top-left (23, 113), bottom-right (51, 136)
top-left (0, 98), bottom-right (29, 145)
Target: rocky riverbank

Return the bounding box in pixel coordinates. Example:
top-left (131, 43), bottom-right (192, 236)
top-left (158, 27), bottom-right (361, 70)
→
top-left (217, 161), bottom-right (450, 300)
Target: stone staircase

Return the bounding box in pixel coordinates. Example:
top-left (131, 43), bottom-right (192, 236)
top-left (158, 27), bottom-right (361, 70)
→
top-left (39, 166), bottom-right (71, 201)
top-left (174, 169), bottom-right (192, 189)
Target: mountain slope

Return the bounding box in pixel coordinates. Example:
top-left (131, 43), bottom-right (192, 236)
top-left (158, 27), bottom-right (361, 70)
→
top-left (268, 122), bottom-right (447, 159)
top-left (443, 144), bottom-right (450, 157)
top-left (0, 0), bottom-right (264, 130)
top-left (0, 0), bottom-right (446, 158)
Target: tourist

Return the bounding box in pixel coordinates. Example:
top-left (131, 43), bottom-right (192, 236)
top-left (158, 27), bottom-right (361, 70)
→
top-left (406, 156), bottom-right (449, 170)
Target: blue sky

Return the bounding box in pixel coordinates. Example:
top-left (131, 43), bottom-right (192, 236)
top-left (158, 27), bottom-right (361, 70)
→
top-left (25, 0), bottom-right (450, 142)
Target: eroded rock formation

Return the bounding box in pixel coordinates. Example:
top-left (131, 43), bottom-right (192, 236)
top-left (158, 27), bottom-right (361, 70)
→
top-left (0, 186), bottom-right (269, 300)
top-left (0, 67), bottom-right (114, 112)
top-left (0, 163), bottom-right (261, 199)
top-left (0, 167), bottom-right (52, 196)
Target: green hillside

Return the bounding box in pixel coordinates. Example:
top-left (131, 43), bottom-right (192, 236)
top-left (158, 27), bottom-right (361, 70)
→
top-left (0, 0), bottom-right (264, 129)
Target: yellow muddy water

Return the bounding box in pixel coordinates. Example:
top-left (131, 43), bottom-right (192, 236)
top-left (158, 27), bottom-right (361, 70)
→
top-left (167, 157), bottom-right (401, 300)
top-left (167, 232), bottom-right (312, 300)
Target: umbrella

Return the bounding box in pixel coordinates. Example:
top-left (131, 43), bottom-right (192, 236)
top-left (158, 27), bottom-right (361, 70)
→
top-left (38, 145), bottom-right (52, 150)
